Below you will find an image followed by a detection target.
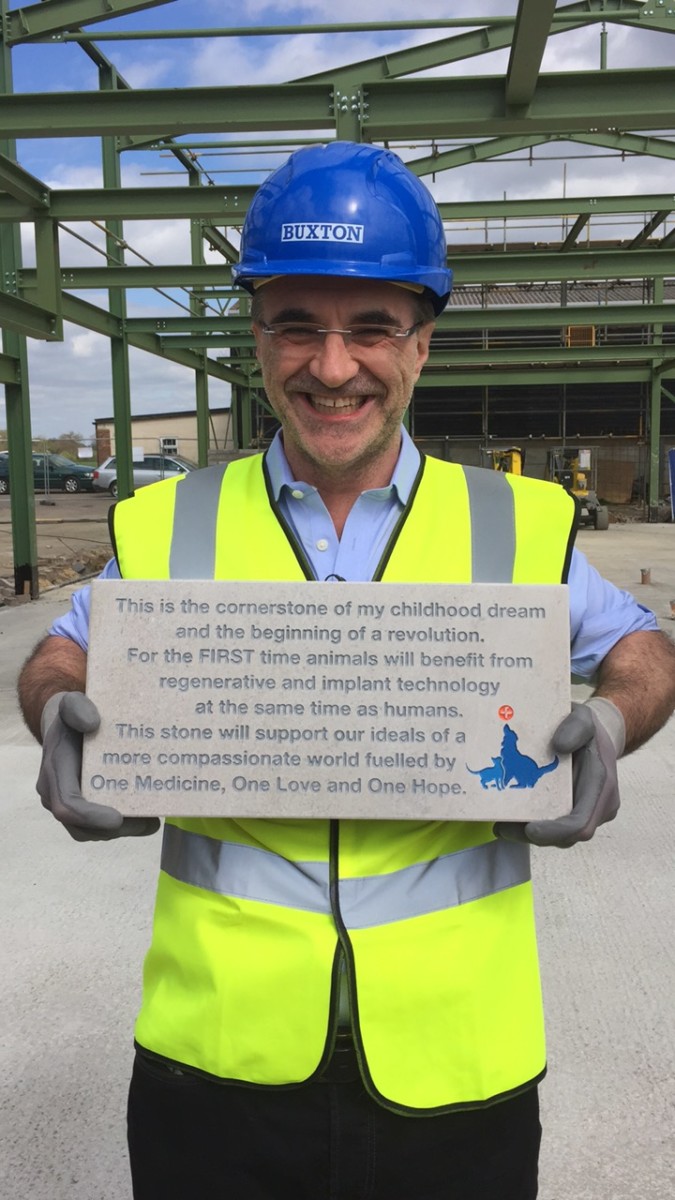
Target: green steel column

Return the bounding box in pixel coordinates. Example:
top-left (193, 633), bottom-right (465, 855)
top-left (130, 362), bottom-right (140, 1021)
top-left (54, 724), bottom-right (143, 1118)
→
top-left (235, 293), bottom-right (256, 450)
top-left (194, 355), bottom-right (209, 465)
top-left (189, 174), bottom-right (209, 468)
top-left (648, 277), bottom-right (664, 523)
top-left (230, 378), bottom-right (242, 450)
top-left (0, 2), bottom-right (38, 597)
top-left (239, 362), bottom-right (254, 448)
top-left (99, 64), bottom-right (134, 498)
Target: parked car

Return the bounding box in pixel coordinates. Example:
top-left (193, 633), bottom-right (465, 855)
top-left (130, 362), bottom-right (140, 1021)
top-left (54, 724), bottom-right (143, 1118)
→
top-left (0, 452), bottom-right (95, 495)
top-left (92, 453), bottom-right (196, 498)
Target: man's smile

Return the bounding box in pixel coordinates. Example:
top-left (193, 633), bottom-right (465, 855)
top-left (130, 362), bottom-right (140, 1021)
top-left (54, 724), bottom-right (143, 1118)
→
top-left (297, 391), bottom-right (375, 414)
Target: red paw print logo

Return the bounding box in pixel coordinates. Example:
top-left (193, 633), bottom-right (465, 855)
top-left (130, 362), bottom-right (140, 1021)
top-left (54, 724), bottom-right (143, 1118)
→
top-left (498, 705), bottom-right (514, 721)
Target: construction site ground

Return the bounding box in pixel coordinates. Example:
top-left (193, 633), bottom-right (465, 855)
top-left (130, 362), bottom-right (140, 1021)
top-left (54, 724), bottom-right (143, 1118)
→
top-left (1, 496), bottom-right (674, 1199)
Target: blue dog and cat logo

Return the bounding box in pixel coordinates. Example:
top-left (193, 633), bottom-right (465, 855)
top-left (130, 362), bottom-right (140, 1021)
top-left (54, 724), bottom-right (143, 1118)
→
top-left (467, 724), bottom-right (559, 790)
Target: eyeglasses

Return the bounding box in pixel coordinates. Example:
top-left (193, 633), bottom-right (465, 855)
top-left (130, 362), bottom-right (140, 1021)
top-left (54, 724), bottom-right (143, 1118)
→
top-left (260, 321), bottom-right (423, 348)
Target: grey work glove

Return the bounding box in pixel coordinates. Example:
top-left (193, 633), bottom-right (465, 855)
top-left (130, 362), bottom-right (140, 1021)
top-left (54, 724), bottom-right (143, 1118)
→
top-left (494, 697), bottom-right (624, 849)
top-left (37, 691), bottom-right (160, 842)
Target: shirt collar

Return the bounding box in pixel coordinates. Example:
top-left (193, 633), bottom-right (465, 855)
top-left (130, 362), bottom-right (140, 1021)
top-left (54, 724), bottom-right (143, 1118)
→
top-left (265, 426), bottom-right (421, 505)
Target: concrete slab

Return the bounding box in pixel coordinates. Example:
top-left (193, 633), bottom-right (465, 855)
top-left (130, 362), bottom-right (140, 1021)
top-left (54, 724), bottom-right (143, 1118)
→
top-left (1, 525), bottom-right (674, 1199)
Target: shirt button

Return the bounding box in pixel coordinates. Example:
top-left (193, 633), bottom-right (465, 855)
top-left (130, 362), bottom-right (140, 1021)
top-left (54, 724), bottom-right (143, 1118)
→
top-left (291, 489), bottom-right (304, 500)
top-left (316, 538), bottom-right (329, 551)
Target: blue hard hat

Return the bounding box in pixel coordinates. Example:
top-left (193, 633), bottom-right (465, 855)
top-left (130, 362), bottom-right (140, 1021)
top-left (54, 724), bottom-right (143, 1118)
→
top-left (233, 141), bottom-right (453, 315)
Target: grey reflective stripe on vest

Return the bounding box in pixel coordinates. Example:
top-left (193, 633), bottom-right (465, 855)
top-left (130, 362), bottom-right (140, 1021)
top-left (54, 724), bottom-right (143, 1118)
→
top-left (162, 823), bottom-right (330, 914)
top-left (169, 464), bottom-right (228, 578)
top-left (461, 466), bottom-right (516, 583)
top-left (161, 823), bottom-right (531, 928)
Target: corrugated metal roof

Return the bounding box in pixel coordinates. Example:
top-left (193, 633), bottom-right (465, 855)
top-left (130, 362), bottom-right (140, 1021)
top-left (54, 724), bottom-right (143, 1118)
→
top-left (449, 281), bottom-right (675, 307)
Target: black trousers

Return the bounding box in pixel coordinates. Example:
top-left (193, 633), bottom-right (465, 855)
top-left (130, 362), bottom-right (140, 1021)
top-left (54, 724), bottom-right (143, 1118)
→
top-left (128, 1049), bottom-right (541, 1200)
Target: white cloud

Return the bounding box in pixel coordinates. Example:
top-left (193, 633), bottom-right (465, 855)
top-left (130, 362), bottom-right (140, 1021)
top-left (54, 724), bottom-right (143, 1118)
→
top-left (116, 55), bottom-right (179, 90)
top-left (25, 313), bottom-right (231, 440)
top-left (185, 31), bottom-right (389, 87)
top-left (42, 165), bottom-right (104, 191)
top-left (71, 330), bottom-right (101, 359)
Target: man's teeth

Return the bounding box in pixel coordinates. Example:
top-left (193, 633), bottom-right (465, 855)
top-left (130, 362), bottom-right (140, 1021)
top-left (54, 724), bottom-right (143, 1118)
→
top-left (308, 395), bottom-right (366, 410)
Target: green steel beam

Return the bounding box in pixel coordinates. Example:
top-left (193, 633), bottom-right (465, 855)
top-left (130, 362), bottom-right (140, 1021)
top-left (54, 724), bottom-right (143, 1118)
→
top-left (436, 194), bottom-right (675, 221)
top-left (0, 349), bottom-right (19, 382)
top-left (2, 70), bottom-right (675, 141)
top-left (26, 247), bottom-right (673, 290)
top-left (0, 150), bottom-right (49, 207)
top-left (0, 289), bottom-right (60, 339)
top-left (53, 264), bottom-right (233, 288)
top-left (127, 315), bottom-right (251, 334)
top-left (26, 2), bottom-right (673, 47)
top-left (364, 71), bottom-right (675, 141)
top-left (1, 187), bottom-right (674, 225)
top-left (125, 304), bottom-right (675, 337)
top-left (61, 292), bottom-right (123, 339)
top-left (416, 366), bottom-right (675, 387)
top-left (241, 360), bottom-right (675, 386)
top-left (32, 216), bottom-right (63, 334)
top-left (570, 131), bottom-right (675, 163)
top-left (405, 135), bottom-right (550, 177)
top-left (156, 335), bottom-right (253, 349)
top-left (425, 345), bottom-right (674, 367)
top-left (201, 225), bottom-right (239, 263)
top-left (235, 343), bottom-right (672, 369)
top-left (121, 336), bottom-right (245, 388)
top-left (561, 213), bottom-right (590, 250)
top-left (443, 304), bottom-right (675, 330)
top-left (628, 210), bottom-right (671, 250)
top-left (35, 5), bottom-right (669, 42)
top-left (0, 83), bottom-right (333, 138)
top-left (38, 19), bottom-right (584, 41)
top-left (299, 21), bottom-right (520, 83)
top-left (450, 249), bottom-right (675, 285)
top-left (153, 342), bottom-right (675, 367)
top-left (505, 0), bottom-right (557, 108)
top-left (2, 0), bottom-right (174, 46)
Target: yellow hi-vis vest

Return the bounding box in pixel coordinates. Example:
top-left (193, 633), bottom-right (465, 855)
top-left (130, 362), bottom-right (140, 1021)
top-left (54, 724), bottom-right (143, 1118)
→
top-left (111, 452), bottom-right (577, 1113)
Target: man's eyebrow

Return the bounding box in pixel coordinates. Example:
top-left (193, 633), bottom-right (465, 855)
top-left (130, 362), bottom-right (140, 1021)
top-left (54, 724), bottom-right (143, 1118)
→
top-left (265, 307), bottom-right (314, 324)
top-left (350, 308), bottom-right (402, 325)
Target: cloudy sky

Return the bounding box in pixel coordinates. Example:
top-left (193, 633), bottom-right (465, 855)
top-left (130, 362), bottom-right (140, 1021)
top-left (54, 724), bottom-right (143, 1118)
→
top-left (3, 0), bottom-right (674, 440)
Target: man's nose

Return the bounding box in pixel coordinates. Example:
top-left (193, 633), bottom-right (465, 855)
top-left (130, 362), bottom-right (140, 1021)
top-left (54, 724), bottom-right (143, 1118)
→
top-left (308, 331), bottom-right (360, 388)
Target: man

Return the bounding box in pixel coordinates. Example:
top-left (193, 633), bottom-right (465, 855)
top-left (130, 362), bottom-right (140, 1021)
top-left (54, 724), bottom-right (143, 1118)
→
top-left (18, 142), bottom-right (675, 1200)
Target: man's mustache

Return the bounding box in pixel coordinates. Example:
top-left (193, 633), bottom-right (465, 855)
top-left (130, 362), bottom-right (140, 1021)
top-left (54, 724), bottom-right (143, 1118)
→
top-left (285, 371), bottom-right (385, 398)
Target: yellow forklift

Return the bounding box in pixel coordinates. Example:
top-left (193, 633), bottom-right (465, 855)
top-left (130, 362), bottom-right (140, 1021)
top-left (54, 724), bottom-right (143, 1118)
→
top-left (482, 446), bottom-right (525, 475)
top-left (547, 447), bottom-right (609, 530)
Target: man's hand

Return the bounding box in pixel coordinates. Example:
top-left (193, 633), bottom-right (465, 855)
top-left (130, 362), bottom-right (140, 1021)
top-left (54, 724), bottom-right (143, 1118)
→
top-left (37, 691), bottom-right (160, 842)
top-left (494, 698), bottom-right (624, 849)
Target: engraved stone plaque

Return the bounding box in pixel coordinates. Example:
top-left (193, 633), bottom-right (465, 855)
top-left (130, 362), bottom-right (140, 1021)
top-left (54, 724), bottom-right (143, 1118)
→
top-left (81, 579), bottom-right (572, 820)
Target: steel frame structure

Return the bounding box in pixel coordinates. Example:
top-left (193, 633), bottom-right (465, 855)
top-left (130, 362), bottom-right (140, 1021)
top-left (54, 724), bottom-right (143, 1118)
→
top-left (1, 0), bottom-right (674, 594)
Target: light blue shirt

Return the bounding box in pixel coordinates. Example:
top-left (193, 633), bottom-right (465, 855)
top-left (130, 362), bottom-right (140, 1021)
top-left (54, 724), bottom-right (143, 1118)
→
top-left (51, 427), bottom-right (658, 677)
